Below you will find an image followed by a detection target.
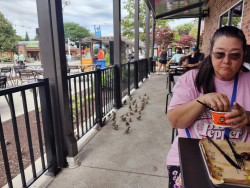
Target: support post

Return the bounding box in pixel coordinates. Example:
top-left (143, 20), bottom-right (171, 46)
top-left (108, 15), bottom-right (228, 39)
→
top-left (134, 60), bottom-right (138, 89)
top-left (134, 0), bottom-right (139, 61)
top-left (150, 17), bottom-right (155, 73)
top-left (146, 6), bottom-right (150, 75)
top-left (196, 16), bottom-right (201, 49)
top-left (113, 0), bottom-right (122, 109)
top-left (79, 40), bottom-right (82, 64)
top-left (36, 0), bottom-right (78, 168)
top-left (95, 68), bottom-right (103, 127)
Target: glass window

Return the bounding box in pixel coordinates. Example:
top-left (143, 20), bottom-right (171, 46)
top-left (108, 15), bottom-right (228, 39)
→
top-left (231, 2), bottom-right (243, 28)
top-left (220, 12), bottom-right (229, 27)
top-left (219, 1), bottom-right (243, 28)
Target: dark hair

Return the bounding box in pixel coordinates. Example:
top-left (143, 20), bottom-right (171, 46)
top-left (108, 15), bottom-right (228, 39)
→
top-left (99, 47), bottom-right (102, 49)
top-left (176, 47), bottom-right (182, 54)
top-left (179, 56), bottom-right (189, 66)
top-left (195, 26), bottom-right (248, 94)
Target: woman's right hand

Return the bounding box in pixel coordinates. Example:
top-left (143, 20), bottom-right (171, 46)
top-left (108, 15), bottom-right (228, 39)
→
top-left (199, 93), bottom-right (231, 112)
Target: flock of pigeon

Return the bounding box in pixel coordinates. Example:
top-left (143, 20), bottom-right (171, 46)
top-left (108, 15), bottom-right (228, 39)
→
top-left (96, 93), bottom-right (150, 134)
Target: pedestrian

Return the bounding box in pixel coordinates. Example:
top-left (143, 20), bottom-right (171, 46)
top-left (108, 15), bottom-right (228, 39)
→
top-left (14, 53), bottom-right (18, 65)
top-left (19, 52), bottom-right (25, 65)
top-left (157, 46), bottom-right (168, 75)
top-left (97, 47), bottom-right (104, 59)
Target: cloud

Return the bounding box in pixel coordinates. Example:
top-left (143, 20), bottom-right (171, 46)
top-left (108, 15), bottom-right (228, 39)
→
top-left (0, 0), bottom-right (130, 39)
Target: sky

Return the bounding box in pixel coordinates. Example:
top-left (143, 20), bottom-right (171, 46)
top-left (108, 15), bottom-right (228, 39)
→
top-left (0, 0), bottom-right (194, 40)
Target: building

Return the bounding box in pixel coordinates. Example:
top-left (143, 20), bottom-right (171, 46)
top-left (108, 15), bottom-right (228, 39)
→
top-left (202, 0), bottom-right (249, 56)
top-left (17, 41), bottom-right (79, 61)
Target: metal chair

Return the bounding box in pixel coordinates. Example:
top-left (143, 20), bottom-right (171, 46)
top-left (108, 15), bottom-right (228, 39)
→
top-left (0, 67), bottom-right (14, 86)
top-left (0, 76), bottom-right (10, 105)
top-left (13, 65), bottom-right (25, 85)
top-left (18, 69), bottom-right (37, 85)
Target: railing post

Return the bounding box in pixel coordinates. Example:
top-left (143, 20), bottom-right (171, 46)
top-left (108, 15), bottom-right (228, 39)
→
top-left (95, 68), bottom-right (103, 127)
top-left (38, 78), bottom-right (60, 176)
top-left (134, 60), bottom-right (138, 89)
top-left (145, 59), bottom-right (148, 79)
top-left (114, 65), bottom-right (122, 108)
top-left (128, 62), bottom-right (130, 95)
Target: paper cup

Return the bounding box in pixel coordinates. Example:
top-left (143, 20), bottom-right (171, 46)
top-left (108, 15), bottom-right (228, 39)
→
top-left (211, 111), bottom-right (232, 127)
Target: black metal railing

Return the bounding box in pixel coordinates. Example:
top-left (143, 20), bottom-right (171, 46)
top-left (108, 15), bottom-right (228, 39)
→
top-left (121, 63), bottom-right (129, 98)
top-left (67, 66), bottom-right (116, 140)
top-left (0, 79), bottom-right (58, 188)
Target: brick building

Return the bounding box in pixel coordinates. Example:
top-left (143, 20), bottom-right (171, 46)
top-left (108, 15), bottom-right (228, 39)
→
top-left (202, 0), bottom-right (249, 56)
top-left (16, 41), bottom-right (79, 61)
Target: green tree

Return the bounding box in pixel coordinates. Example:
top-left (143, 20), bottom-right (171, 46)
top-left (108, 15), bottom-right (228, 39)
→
top-left (174, 22), bottom-right (193, 36)
top-left (64, 22), bottom-right (92, 47)
top-left (32, 33), bottom-right (39, 41)
top-left (16, 35), bottom-right (25, 41)
top-left (121, 0), bottom-right (172, 42)
top-left (25, 31), bottom-right (30, 41)
top-left (189, 25), bottom-right (198, 39)
top-left (173, 31), bottom-right (181, 41)
top-left (0, 12), bottom-right (16, 54)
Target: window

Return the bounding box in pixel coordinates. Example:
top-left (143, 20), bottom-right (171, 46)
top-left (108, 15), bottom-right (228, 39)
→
top-left (219, 1), bottom-right (243, 28)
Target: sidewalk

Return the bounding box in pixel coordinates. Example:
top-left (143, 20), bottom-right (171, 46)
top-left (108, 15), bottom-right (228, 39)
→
top-left (39, 73), bottom-right (172, 188)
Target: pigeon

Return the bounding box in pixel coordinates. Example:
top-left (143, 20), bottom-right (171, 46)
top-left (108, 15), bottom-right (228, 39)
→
top-left (129, 105), bottom-right (131, 109)
top-left (102, 117), bottom-right (106, 124)
top-left (134, 109), bottom-right (137, 113)
top-left (108, 113), bottom-right (111, 117)
top-left (74, 132), bottom-right (79, 138)
top-left (146, 100), bottom-right (148, 104)
top-left (137, 115), bottom-right (141, 120)
top-left (141, 99), bottom-right (144, 102)
top-left (94, 124), bottom-right (100, 130)
top-left (130, 97), bottom-right (133, 100)
top-left (113, 125), bottom-right (118, 130)
top-left (147, 96), bottom-right (149, 100)
top-left (123, 100), bottom-right (127, 105)
top-left (112, 111), bottom-right (116, 116)
top-left (120, 115), bottom-right (124, 118)
top-left (135, 104), bottom-right (137, 108)
top-left (129, 101), bottom-right (131, 106)
top-left (129, 118), bottom-right (132, 122)
top-left (21, 148), bottom-right (24, 153)
top-left (139, 95), bottom-right (141, 99)
top-left (138, 110), bottom-right (141, 114)
top-left (129, 95), bottom-right (131, 98)
top-left (94, 118), bottom-right (96, 122)
top-left (130, 112), bottom-right (133, 115)
top-left (111, 121), bottom-right (116, 125)
top-left (112, 116), bottom-right (116, 121)
top-left (144, 93), bottom-right (146, 96)
top-left (5, 140), bottom-right (10, 145)
top-left (124, 127), bottom-right (130, 134)
top-left (122, 117), bottom-right (126, 121)
top-left (126, 122), bottom-right (129, 126)
top-left (125, 112), bottom-right (129, 116)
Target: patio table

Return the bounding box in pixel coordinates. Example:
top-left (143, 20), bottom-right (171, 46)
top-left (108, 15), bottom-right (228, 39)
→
top-left (178, 138), bottom-right (218, 188)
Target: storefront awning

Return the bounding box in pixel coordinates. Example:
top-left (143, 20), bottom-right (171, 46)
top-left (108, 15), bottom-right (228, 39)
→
top-left (145, 0), bottom-right (209, 20)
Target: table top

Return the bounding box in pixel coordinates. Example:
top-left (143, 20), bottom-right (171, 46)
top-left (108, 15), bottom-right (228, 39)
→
top-left (68, 64), bottom-right (97, 67)
top-left (178, 138), bottom-right (216, 188)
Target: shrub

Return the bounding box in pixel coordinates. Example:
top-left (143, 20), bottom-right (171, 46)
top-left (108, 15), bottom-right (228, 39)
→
top-left (76, 54), bottom-right (81, 60)
top-left (104, 54), bottom-right (110, 66)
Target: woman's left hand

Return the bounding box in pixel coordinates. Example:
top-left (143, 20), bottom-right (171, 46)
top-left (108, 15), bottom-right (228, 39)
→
top-left (225, 102), bottom-right (250, 129)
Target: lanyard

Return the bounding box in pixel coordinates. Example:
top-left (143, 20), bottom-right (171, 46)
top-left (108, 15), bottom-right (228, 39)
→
top-left (224, 72), bottom-right (239, 137)
top-left (185, 72), bottom-right (239, 139)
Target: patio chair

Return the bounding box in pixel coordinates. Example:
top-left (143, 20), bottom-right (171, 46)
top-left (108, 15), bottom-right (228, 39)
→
top-left (18, 69), bottom-right (37, 85)
top-left (0, 67), bottom-right (14, 86)
top-left (13, 65), bottom-right (25, 85)
top-left (67, 67), bottom-right (70, 75)
top-left (0, 76), bottom-right (10, 105)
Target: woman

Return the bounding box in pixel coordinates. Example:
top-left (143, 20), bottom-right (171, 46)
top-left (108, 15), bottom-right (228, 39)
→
top-left (166, 26), bottom-right (250, 187)
top-left (157, 46), bottom-right (168, 75)
top-left (178, 56), bottom-right (189, 67)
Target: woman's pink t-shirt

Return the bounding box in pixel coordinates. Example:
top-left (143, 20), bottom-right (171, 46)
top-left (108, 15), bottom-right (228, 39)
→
top-left (167, 69), bottom-right (250, 166)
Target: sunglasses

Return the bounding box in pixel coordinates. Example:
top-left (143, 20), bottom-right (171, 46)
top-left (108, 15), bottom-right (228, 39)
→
top-left (212, 52), bottom-right (243, 60)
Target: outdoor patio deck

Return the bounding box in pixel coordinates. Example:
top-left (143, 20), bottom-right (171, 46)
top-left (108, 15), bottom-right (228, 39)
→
top-left (25, 72), bottom-right (173, 188)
